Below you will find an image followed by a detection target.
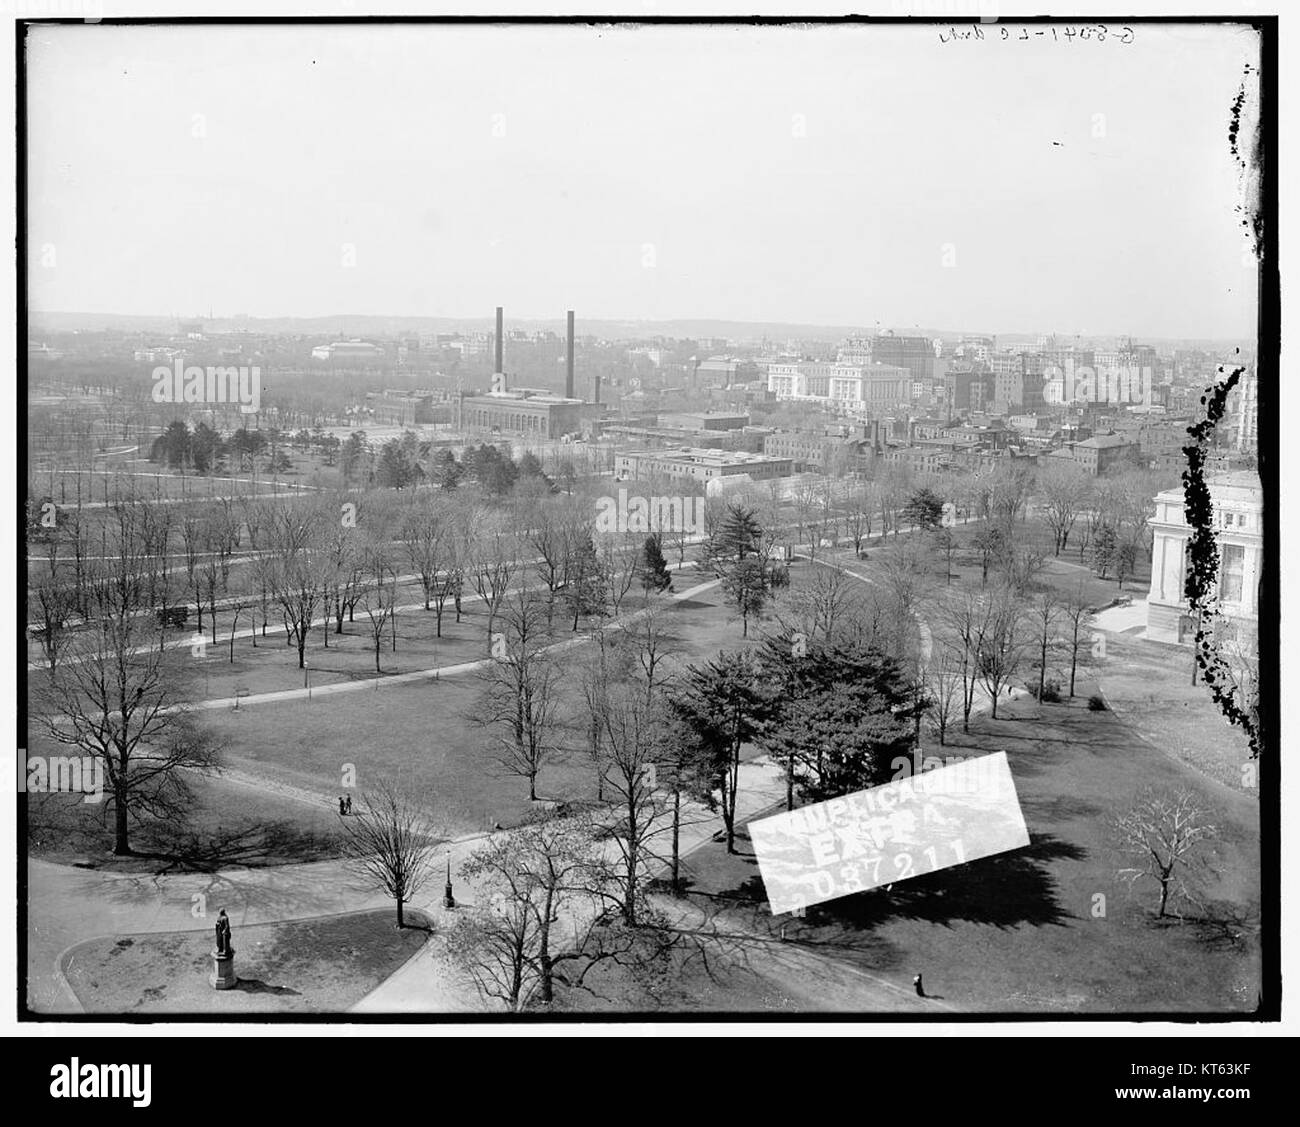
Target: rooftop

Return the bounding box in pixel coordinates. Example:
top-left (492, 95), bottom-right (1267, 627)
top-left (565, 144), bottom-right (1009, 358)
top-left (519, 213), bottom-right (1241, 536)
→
top-left (1075, 433), bottom-right (1136, 449)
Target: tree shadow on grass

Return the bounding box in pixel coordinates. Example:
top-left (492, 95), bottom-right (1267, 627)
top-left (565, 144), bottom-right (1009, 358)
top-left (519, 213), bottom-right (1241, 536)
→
top-left (1018, 794), bottom-right (1106, 823)
top-left (717, 831), bottom-right (1085, 937)
top-left (131, 821), bottom-right (344, 874)
top-left (1145, 899), bottom-right (1261, 955)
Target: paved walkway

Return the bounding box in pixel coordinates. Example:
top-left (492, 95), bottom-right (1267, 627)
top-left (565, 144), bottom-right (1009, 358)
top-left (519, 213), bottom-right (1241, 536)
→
top-left (1092, 595), bottom-right (1149, 635)
top-left (27, 757), bottom-right (782, 1016)
top-left (27, 557), bottom-right (979, 1015)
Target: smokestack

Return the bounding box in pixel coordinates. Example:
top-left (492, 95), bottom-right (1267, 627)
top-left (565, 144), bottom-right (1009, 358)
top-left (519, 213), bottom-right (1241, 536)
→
top-left (591, 374), bottom-right (601, 405)
top-left (566, 310), bottom-right (575, 399)
top-left (495, 306), bottom-right (503, 375)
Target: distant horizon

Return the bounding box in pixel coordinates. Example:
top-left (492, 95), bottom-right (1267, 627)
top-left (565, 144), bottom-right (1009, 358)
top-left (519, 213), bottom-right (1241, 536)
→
top-left (25, 22), bottom-right (1260, 341)
top-left (26, 308), bottom-right (1255, 349)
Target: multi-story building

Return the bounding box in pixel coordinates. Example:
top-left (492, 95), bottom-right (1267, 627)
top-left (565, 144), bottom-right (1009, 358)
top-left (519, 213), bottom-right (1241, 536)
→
top-left (658, 411), bottom-right (750, 432)
top-left (763, 421), bottom-right (883, 472)
top-left (956, 335), bottom-right (995, 363)
top-left (1226, 367), bottom-right (1259, 452)
top-left (766, 361), bottom-right (836, 399)
top-left (1146, 470), bottom-right (1262, 644)
top-left (365, 390), bottom-right (439, 427)
top-left (694, 357), bottom-right (759, 389)
top-left (614, 448), bottom-right (793, 485)
top-left (944, 366), bottom-right (995, 413)
top-left (992, 353), bottom-right (1047, 413)
top-left (767, 361), bottom-right (911, 409)
top-left (1058, 432), bottom-right (1140, 475)
top-left (836, 337), bottom-right (874, 366)
top-left (311, 340), bottom-right (388, 364)
top-left (460, 389), bottom-right (585, 438)
top-left (871, 333), bottom-right (939, 383)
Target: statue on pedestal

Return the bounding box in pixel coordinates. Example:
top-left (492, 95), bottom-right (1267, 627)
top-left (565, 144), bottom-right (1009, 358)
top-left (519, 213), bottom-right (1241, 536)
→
top-left (210, 908), bottom-right (238, 990)
top-left (214, 909), bottom-right (233, 957)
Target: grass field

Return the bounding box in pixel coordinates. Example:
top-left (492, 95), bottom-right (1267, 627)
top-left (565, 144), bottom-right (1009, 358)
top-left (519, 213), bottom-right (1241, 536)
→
top-left (28, 497), bottom-right (1263, 1013)
top-left (26, 772), bottom-right (346, 871)
top-left (561, 694), bottom-right (1260, 1014)
top-left (62, 909), bottom-right (432, 1013)
top-left (1098, 632), bottom-right (1256, 794)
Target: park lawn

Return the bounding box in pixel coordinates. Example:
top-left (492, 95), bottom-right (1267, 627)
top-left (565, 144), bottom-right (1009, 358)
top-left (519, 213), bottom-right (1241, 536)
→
top-left (25, 564), bottom-right (779, 867)
top-left (192, 569), bottom-right (781, 839)
top-left (654, 694), bottom-right (1260, 1014)
top-left (851, 520), bottom-right (1152, 607)
top-left (156, 595), bottom-right (507, 701)
top-left (24, 769), bottom-right (346, 872)
top-left (1097, 632), bottom-right (1256, 794)
top-left (550, 919), bottom-right (809, 1014)
top-left (62, 908), bottom-right (431, 1014)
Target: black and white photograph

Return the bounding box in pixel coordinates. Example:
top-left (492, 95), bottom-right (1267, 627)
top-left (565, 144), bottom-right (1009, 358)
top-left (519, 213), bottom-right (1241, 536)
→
top-left (15, 4), bottom-right (1279, 1043)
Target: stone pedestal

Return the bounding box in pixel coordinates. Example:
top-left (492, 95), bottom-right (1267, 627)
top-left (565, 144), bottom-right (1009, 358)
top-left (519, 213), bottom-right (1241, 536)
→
top-left (209, 948), bottom-right (237, 990)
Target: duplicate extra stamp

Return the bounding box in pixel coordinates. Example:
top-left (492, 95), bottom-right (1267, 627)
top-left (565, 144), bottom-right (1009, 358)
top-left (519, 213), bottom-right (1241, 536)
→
top-left (751, 752), bottom-right (1031, 915)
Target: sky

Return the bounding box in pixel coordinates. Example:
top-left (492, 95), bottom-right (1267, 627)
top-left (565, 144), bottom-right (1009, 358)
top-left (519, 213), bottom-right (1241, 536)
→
top-left (25, 21), bottom-right (1261, 339)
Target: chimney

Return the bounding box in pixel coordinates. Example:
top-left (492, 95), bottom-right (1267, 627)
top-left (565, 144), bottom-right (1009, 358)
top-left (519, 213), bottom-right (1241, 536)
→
top-left (495, 306), bottom-right (503, 375)
top-left (566, 310), bottom-right (575, 399)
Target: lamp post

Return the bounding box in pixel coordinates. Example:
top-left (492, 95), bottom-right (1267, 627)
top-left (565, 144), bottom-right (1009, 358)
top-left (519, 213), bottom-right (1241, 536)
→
top-left (304, 655), bottom-right (311, 698)
top-left (442, 856), bottom-right (456, 909)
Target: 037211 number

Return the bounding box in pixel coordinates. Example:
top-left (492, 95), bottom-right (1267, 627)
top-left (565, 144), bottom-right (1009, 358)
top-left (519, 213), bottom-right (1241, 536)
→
top-left (837, 840), bottom-right (965, 894)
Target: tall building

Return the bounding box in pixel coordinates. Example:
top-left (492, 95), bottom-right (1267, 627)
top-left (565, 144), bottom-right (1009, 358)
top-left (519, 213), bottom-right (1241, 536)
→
top-left (992, 353), bottom-right (1047, 412)
top-left (944, 366), bottom-right (996, 412)
top-left (1228, 368), bottom-right (1259, 452)
top-left (870, 333), bottom-right (938, 383)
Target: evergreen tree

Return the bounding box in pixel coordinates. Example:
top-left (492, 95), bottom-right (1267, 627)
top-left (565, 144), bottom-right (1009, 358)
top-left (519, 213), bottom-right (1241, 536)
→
top-left (756, 634), bottom-right (921, 806)
top-left (672, 651), bottom-right (770, 853)
top-left (639, 534), bottom-right (673, 594)
top-left (715, 501), bottom-right (762, 565)
top-left (901, 487), bottom-right (946, 532)
top-left (565, 535), bottom-right (608, 630)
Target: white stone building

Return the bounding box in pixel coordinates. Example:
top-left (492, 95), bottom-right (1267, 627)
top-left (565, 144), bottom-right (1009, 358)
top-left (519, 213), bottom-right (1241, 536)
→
top-left (1146, 470), bottom-right (1262, 644)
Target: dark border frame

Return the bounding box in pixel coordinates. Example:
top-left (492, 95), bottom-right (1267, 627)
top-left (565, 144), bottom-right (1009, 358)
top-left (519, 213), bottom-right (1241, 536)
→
top-left (16, 12), bottom-right (1281, 1025)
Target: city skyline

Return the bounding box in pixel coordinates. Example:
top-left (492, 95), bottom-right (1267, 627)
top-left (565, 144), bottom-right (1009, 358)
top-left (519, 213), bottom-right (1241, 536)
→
top-left (26, 21), bottom-right (1260, 339)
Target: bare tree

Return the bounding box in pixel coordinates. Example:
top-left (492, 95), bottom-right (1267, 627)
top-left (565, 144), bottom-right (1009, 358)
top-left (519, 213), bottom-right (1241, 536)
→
top-left (361, 558), bottom-right (397, 673)
top-left (338, 779), bottom-right (441, 928)
top-left (445, 812), bottom-right (612, 1012)
top-left (269, 543), bottom-right (326, 670)
top-left (923, 654), bottom-right (963, 746)
top-left (931, 526), bottom-right (958, 584)
top-left (933, 589), bottom-right (985, 734)
top-left (528, 498), bottom-right (579, 629)
top-left (469, 514), bottom-right (520, 645)
top-left (1037, 460), bottom-right (1091, 555)
top-left (575, 628), bottom-right (627, 802)
top-left (1112, 788), bottom-right (1219, 919)
top-left (775, 563), bottom-right (856, 643)
top-left (472, 588), bottom-right (564, 801)
top-left (402, 497), bottom-right (452, 612)
top-left (35, 612), bottom-right (219, 856)
top-left (1058, 580), bottom-right (1096, 697)
top-left (600, 689), bottom-right (671, 926)
top-left (31, 579), bottom-right (74, 671)
top-left (1027, 589), bottom-right (1060, 700)
top-left (974, 587), bottom-right (1028, 720)
top-left (597, 529), bottom-right (641, 618)
top-left (843, 481), bottom-right (877, 554)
